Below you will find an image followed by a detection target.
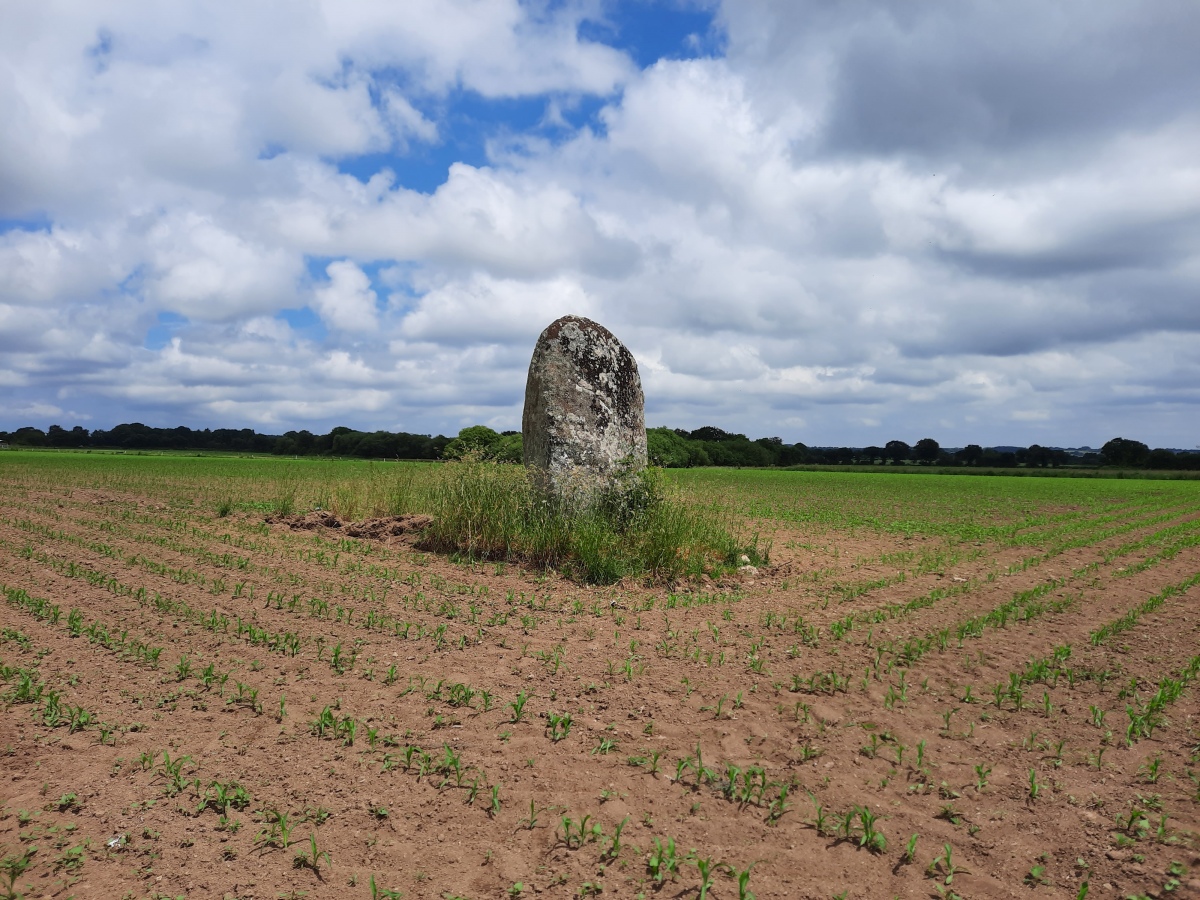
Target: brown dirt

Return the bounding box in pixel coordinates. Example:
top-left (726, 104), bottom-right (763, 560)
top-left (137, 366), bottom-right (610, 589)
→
top-left (3, 486), bottom-right (1200, 899)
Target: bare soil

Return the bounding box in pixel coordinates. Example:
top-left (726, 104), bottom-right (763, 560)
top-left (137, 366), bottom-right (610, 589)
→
top-left (3, 485), bottom-right (1200, 899)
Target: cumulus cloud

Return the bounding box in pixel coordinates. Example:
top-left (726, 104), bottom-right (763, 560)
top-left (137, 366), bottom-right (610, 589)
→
top-left (2, 0), bottom-right (1198, 448)
top-left (312, 261), bottom-right (379, 333)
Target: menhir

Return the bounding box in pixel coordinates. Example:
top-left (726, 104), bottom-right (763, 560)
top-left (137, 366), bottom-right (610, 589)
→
top-left (522, 315), bottom-right (647, 498)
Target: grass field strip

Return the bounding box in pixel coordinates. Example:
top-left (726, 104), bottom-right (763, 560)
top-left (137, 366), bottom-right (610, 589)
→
top-left (780, 500), bottom-right (1195, 626)
top-left (761, 507), bottom-right (1197, 655)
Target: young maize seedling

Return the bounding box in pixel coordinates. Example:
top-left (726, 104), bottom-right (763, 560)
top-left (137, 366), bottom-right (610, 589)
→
top-left (856, 805), bottom-right (887, 853)
top-left (293, 833), bottom-right (331, 873)
top-left (973, 764), bottom-right (991, 790)
top-left (508, 690), bottom-right (528, 723)
top-left (546, 712), bottom-right (573, 742)
top-left (689, 854), bottom-right (730, 900)
top-left (768, 787), bottom-right (796, 830)
top-left (647, 836), bottom-right (680, 885)
top-left (559, 814), bottom-right (602, 850)
top-left (369, 874), bottom-right (403, 899)
top-left (902, 833), bottom-right (919, 864)
top-left (1028, 769), bottom-right (1042, 801)
top-left (521, 799), bottom-right (546, 830)
top-left (1138, 754), bottom-right (1163, 783)
top-left (2, 846), bottom-right (36, 899)
top-left (807, 793), bottom-right (830, 836)
top-left (927, 843), bottom-right (965, 885)
top-left (603, 816), bottom-right (629, 860)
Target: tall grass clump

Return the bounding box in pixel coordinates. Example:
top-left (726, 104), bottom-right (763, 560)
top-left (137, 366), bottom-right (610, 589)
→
top-left (421, 455), bottom-right (766, 584)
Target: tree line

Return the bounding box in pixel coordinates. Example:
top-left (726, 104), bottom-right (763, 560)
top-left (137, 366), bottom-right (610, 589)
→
top-left (1, 422), bottom-right (1196, 470)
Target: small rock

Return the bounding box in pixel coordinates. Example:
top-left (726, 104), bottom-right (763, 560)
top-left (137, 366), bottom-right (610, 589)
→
top-left (738, 565), bottom-right (759, 576)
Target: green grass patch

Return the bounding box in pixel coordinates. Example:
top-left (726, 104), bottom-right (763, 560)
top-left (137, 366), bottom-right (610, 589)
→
top-left (419, 457), bottom-right (765, 584)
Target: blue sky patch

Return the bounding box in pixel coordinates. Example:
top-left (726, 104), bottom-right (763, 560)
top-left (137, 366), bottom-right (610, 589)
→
top-left (144, 311), bottom-right (189, 350)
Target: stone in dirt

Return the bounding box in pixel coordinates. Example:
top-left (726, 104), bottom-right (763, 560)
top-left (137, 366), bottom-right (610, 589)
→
top-left (265, 512), bottom-right (431, 541)
top-left (522, 315), bottom-right (647, 497)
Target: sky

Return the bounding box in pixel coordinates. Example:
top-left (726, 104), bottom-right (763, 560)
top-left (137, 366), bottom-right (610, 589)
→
top-left (2, 0), bottom-right (1198, 449)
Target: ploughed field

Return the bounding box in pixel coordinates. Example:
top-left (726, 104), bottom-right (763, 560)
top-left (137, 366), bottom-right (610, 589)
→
top-left (3, 455), bottom-right (1200, 900)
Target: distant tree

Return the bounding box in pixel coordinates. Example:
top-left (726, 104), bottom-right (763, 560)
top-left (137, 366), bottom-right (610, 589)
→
top-left (956, 444), bottom-right (984, 466)
top-left (647, 427), bottom-right (693, 467)
top-left (778, 442), bottom-right (810, 466)
top-left (689, 426), bottom-right (733, 442)
top-left (913, 438), bottom-right (940, 465)
top-left (495, 433), bottom-right (523, 463)
top-left (884, 440), bottom-right (911, 465)
top-left (980, 448), bottom-right (1017, 467)
top-left (860, 446), bottom-right (883, 465)
top-left (443, 425), bottom-right (504, 460)
top-left (1100, 437), bottom-right (1151, 467)
top-left (1147, 448), bottom-right (1178, 470)
top-left (1025, 444), bottom-right (1064, 468)
top-left (11, 427), bottom-right (46, 446)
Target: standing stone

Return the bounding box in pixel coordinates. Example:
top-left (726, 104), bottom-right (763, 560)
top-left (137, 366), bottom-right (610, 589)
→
top-left (522, 315), bottom-right (647, 498)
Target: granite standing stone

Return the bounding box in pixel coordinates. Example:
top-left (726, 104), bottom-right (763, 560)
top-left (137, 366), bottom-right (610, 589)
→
top-left (522, 316), bottom-right (647, 498)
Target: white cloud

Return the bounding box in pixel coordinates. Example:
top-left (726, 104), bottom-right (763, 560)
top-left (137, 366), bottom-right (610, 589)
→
top-left (2, 0), bottom-right (1199, 448)
top-left (312, 261), bottom-right (379, 333)
top-left (399, 274), bottom-right (593, 345)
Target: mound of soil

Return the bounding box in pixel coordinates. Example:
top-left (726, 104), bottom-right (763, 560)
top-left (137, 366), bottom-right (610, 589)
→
top-left (265, 511), bottom-right (432, 542)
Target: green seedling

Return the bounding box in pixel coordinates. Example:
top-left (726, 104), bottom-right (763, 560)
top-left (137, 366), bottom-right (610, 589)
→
top-left (767, 782), bottom-right (792, 825)
top-left (293, 832), bottom-right (331, 873)
top-left (559, 814), bottom-right (602, 849)
top-left (1138, 754), bottom-right (1163, 784)
top-left (647, 836), bottom-right (680, 885)
top-left (546, 712), bottom-right (573, 742)
top-left (927, 842), bottom-right (965, 885)
top-left (521, 799), bottom-right (547, 830)
top-left (1, 846), bottom-right (37, 900)
top-left (1025, 863), bottom-right (1050, 886)
top-left (255, 808), bottom-right (296, 850)
top-left (856, 805), bottom-right (887, 853)
top-left (592, 736), bottom-right (617, 755)
top-left (903, 833), bottom-right (919, 864)
top-left (508, 690), bottom-right (528, 723)
top-left (973, 763), bottom-right (991, 790)
top-left (369, 874), bottom-right (403, 899)
top-left (732, 863), bottom-right (756, 900)
top-left (603, 816), bottom-right (628, 860)
top-left (807, 793), bottom-right (830, 836)
top-left (689, 854), bottom-right (730, 900)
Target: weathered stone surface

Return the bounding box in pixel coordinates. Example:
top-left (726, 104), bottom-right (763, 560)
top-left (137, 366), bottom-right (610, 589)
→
top-left (522, 315), bottom-right (647, 497)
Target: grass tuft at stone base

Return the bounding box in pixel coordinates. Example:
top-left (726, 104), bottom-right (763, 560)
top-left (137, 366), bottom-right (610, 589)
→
top-left (419, 456), bottom-right (767, 584)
